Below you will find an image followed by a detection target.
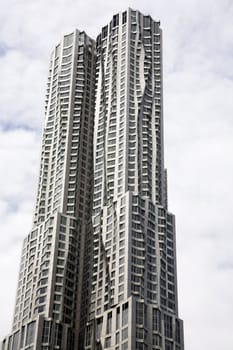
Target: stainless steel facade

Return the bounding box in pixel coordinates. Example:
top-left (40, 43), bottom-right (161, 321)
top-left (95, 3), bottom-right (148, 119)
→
top-left (84, 9), bottom-right (184, 350)
top-left (1, 29), bottom-right (96, 350)
top-left (1, 9), bottom-right (184, 350)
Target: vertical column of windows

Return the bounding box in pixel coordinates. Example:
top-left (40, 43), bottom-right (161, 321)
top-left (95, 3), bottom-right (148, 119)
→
top-left (141, 19), bottom-right (153, 199)
top-left (106, 25), bottom-right (117, 202)
top-left (34, 219), bottom-right (54, 316)
top-left (135, 301), bottom-right (148, 348)
top-left (146, 201), bottom-right (157, 303)
top-left (34, 50), bottom-right (60, 224)
top-left (66, 39), bottom-right (82, 216)
top-left (117, 27), bottom-right (127, 196)
top-left (93, 34), bottom-right (106, 213)
top-left (14, 225), bottom-right (48, 326)
top-left (131, 196), bottom-right (146, 299)
top-left (60, 33), bottom-right (95, 221)
top-left (51, 38), bottom-right (72, 215)
top-left (55, 41), bottom-right (72, 214)
top-left (156, 208), bottom-right (178, 313)
top-left (158, 210), bottom-right (167, 312)
top-left (151, 24), bottom-right (163, 205)
top-left (127, 16), bottom-right (138, 193)
top-left (166, 214), bottom-right (176, 313)
top-left (12, 238), bottom-right (27, 329)
top-left (153, 25), bottom-right (162, 202)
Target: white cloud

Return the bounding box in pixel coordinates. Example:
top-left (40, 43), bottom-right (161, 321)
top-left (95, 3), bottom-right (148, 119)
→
top-left (0, 0), bottom-right (233, 348)
top-left (0, 128), bottom-right (40, 336)
top-left (0, 50), bottom-right (46, 128)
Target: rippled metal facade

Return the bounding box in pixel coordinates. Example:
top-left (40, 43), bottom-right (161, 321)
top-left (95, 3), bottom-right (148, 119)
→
top-left (84, 9), bottom-right (184, 350)
top-left (1, 9), bottom-right (184, 350)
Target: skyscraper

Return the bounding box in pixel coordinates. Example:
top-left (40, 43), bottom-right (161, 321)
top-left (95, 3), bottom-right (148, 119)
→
top-left (83, 9), bottom-right (184, 350)
top-left (1, 29), bottom-right (96, 350)
top-left (1, 9), bottom-right (184, 350)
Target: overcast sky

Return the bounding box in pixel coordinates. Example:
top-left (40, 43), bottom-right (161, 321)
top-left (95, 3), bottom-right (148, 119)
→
top-left (0, 0), bottom-right (233, 349)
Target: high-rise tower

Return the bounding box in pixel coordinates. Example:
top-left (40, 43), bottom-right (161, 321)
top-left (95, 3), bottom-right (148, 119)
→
top-left (1, 9), bottom-right (184, 350)
top-left (84, 9), bottom-right (184, 350)
top-left (1, 29), bottom-right (96, 350)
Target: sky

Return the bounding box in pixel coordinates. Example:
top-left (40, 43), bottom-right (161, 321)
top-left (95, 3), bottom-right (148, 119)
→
top-left (0, 0), bottom-right (233, 349)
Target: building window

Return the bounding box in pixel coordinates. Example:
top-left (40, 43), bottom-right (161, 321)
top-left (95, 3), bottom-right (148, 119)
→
top-left (12, 331), bottom-right (20, 350)
top-left (165, 340), bottom-right (173, 350)
top-left (85, 324), bottom-right (92, 346)
top-left (122, 11), bottom-right (127, 24)
top-left (106, 312), bottom-right (112, 334)
top-left (152, 308), bottom-right (161, 332)
top-left (153, 334), bottom-right (162, 346)
top-left (105, 336), bottom-right (111, 348)
top-left (121, 342), bottom-right (128, 350)
top-left (136, 302), bottom-right (143, 325)
top-left (122, 302), bottom-right (128, 327)
top-left (175, 319), bottom-right (181, 344)
top-left (116, 332), bottom-right (120, 344)
top-left (42, 320), bottom-right (51, 344)
top-left (55, 324), bottom-right (63, 347)
top-left (96, 317), bottom-right (103, 339)
top-left (122, 327), bottom-right (128, 341)
top-left (25, 321), bottom-right (36, 346)
top-left (116, 307), bottom-right (120, 329)
top-left (164, 314), bottom-right (173, 338)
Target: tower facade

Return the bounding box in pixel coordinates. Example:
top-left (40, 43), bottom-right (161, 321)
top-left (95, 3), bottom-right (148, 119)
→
top-left (84, 9), bottom-right (184, 350)
top-left (1, 29), bottom-right (96, 350)
top-left (1, 9), bottom-right (184, 350)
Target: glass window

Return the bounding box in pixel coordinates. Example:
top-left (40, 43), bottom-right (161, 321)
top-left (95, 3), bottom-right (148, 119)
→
top-left (122, 327), bottom-right (128, 341)
top-left (20, 326), bottom-right (25, 347)
top-left (55, 324), bottom-right (63, 347)
top-left (122, 11), bottom-right (127, 24)
top-left (116, 332), bottom-right (120, 344)
top-left (112, 14), bottom-right (119, 27)
top-left (106, 312), bottom-right (112, 334)
top-left (12, 331), bottom-right (20, 350)
top-left (96, 317), bottom-right (103, 339)
top-left (165, 340), bottom-right (173, 350)
top-left (116, 307), bottom-right (120, 329)
top-left (136, 302), bottom-right (143, 325)
top-left (85, 324), bottom-right (92, 346)
top-left (25, 321), bottom-right (36, 346)
top-left (121, 342), bottom-right (128, 350)
top-left (152, 308), bottom-right (161, 332)
top-left (63, 33), bottom-right (73, 47)
top-left (164, 314), bottom-right (173, 338)
top-left (42, 320), bottom-right (51, 343)
top-left (105, 336), bottom-right (111, 348)
top-left (122, 302), bottom-right (128, 327)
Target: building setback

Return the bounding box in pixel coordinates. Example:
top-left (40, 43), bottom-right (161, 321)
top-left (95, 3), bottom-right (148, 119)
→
top-left (1, 9), bottom-right (184, 350)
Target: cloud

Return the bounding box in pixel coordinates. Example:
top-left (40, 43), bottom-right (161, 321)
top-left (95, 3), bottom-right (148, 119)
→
top-left (0, 127), bottom-right (40, 336)
top-left (0, 50), bottom-right (46, 129)
top-left (0, 128), bottom-right (40, 248)
top-left (0, 0), bottom-right (233, 349)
